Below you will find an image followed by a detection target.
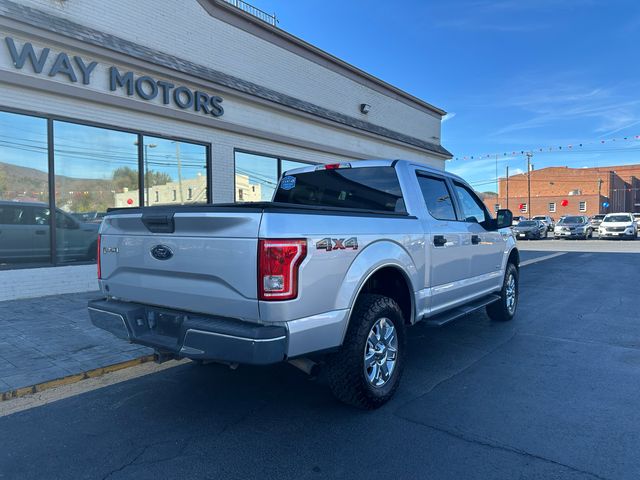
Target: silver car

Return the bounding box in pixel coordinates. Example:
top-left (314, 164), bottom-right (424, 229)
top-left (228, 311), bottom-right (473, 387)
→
top-left (553, 215), bottom-right (593, 239)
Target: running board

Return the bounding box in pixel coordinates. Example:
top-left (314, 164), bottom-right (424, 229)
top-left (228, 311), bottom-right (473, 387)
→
top-left (422, 294), bottom-right (501, 327)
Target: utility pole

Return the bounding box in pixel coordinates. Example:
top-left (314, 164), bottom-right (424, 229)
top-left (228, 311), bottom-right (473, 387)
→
top-left (597, 178), bottom-right (603, 213)
top-left (505, 165), bottom-right (509, 210)
top-left (526, 152), bottom-right (533, 219)
top-left (175, 142), bottom-right (184, 204)
top-left (495, 154), bottom-right (499, 197)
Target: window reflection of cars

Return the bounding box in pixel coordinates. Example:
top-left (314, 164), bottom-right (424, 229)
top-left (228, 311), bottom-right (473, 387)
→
top-left (0, 201), bottom-right (100, 265)
top-left (70, 211), bottom-right (107, 223)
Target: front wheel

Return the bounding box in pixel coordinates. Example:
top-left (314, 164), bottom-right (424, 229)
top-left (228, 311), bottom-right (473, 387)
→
top-left (325, 294), bottom-right (406, 409)
top-left (487, 263), bottom-right (518, 322)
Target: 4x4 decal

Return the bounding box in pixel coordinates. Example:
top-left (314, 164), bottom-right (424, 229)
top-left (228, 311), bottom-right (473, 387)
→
top-left (316, 237), bottom-right (358, 251)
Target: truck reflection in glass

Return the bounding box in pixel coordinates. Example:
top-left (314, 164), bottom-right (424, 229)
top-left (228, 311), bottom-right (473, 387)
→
top-left (0, 201), bottom-right (99, 265)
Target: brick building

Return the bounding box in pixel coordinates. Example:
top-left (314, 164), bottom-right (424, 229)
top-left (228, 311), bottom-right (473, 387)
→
top-left (483, 164), bottom-right (640, 218)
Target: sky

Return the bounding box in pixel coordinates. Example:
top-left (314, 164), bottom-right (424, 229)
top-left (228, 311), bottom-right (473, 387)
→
top-left (251, 0), bottom-right (640, 192)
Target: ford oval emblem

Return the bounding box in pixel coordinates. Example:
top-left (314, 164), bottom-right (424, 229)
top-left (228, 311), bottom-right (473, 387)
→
top-left (150, 244), bottom-right (173, 260)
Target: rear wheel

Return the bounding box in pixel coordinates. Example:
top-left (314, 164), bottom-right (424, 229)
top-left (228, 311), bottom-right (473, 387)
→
top-left (325, 294), bottom-right (406, 409)
top-left (486, 263), bottom-right (518, 322)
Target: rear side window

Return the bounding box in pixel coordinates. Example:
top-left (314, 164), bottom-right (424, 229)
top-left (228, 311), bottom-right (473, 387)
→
top-left (272, 166), bottom-right (405, 213)
top-left (416, 175), bottom-right (457, 221)
top-left (0, 206), bottom-right (29, 225)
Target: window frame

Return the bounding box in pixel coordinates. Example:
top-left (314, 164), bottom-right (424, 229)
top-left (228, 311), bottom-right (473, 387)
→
top-left (579, 201), bottom-right (587, 212)
top-left (549, 202), bottom-right (556, 213)
top-left (0, 106), bottom-right (212, 270)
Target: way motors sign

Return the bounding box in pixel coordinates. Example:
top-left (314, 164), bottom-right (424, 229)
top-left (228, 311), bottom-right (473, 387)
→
top-left (3, 37), bottom-right (224, 117)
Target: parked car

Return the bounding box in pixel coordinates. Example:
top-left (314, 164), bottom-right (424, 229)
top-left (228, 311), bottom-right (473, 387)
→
top-left (511, 215), bottom-right (525, 226)
top-left (88, 160), bottom-right (520, 409)
top-left (513, 220), bottom-right (547, 239)
top-left (633, 213), bottom-right (640, 229)
top-left (532, 215), bottom-right (555, 231)
top-left (71, 211), bottom-right (107, 223)
top-left (598, 213), bottom-right (637, 240)
top-left (0, 200), bottom-right (100, 264)
top-left (590, 214), bottom-right (606, 230)
top-left (553, 215), bottom-right (593, 239)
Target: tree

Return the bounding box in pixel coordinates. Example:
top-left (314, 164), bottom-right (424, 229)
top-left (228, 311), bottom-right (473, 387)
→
top-left (111, 167), bottom-right (173, 191)
top-left (145, 170), bottom-right (172, 187)
top-left (112, 166), bottom-right (138, 191)
top-left (0, 165), bottom-right (6, 198)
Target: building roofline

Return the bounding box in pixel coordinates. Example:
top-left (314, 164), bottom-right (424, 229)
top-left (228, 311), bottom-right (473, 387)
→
top-left (198, 0), bottom-right (447, 118)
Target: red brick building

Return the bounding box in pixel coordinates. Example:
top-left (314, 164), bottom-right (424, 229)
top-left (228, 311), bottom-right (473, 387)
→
top-left (483, 164), bottom-right (640, 218)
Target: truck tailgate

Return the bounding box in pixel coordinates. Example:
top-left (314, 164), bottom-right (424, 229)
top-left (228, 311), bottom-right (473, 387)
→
top-left (99, 210), bottom-right (262, 321)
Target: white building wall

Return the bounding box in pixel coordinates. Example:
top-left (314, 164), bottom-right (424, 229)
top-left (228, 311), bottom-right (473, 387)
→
top-left (13, 0), bottom-right (443, 143)
top-left (0, 265), bottom-right (97, 301)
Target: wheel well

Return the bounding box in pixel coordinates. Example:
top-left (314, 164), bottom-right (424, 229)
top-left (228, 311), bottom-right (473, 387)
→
top-left (357, 266), bottom-right (413, 324)
top-left (508, 248), bottom-right (520, 269)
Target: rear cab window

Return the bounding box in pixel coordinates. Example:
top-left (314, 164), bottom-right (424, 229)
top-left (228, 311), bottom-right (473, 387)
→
top-left (272, 166), bottom-right (406, 213)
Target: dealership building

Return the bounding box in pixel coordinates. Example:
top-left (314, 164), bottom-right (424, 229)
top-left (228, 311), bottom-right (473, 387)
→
top-left (0, 0), bottom-right (451, 300)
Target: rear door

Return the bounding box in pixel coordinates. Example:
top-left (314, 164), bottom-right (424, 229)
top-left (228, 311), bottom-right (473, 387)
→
top-left (415, 172), bottom-right (471, 314)
top-left (450, 180), bottom-right (504, 294)
top-left (0, 204), bottom-right (35, 262)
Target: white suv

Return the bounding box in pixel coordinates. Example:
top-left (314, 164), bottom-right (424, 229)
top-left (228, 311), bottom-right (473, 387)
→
top-left (599, 213), bottom-right (637, 239)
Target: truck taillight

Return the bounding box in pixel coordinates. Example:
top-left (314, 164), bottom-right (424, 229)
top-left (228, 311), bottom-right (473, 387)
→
top-left (258, 239), bottom-right (307, 301)
top-left (97, 234), bottom-right (101, 280)
top-left (318, 163), bottom-right (351, 170)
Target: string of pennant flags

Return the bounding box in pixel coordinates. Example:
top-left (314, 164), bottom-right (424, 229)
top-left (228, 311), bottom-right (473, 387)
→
top-left (453, 134), bottom-right (640, 161)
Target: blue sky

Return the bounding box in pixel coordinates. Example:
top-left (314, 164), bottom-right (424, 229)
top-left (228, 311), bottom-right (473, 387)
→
top-left (254, 0), bottom-right (640, 192)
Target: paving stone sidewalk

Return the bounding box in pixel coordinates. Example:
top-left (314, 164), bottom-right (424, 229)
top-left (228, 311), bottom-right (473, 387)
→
top-left (0, 291), bottom-right (152, 394)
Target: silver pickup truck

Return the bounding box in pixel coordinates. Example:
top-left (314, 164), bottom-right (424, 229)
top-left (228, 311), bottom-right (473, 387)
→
top-left (89, 160), bottom-right (519, 408)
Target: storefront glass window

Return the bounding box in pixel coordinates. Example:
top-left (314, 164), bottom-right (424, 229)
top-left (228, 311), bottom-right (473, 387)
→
top-left (142, 137), bottom-right (207, 206)
top-left (0, 112), bottom-right (50, 268)
top-left (235, 152), bottom-right (278, 202)
top-left (54, 121), bottom-right (138, 264)
top-left (281, 159), bottom-right (310, 174)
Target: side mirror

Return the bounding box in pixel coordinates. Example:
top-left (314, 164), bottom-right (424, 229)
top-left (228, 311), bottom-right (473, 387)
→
top-left (496, 209), bottom-right (513, 229)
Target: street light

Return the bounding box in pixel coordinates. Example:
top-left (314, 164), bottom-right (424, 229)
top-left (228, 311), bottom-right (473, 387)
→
top-left (145, 143), bottom-right (157, 206)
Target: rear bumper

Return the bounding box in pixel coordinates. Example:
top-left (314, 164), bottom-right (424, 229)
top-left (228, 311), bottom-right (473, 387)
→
top-left (554, 231), bottom-right (585, 238)
top-left (599, 231), bottom-right (635, 238)
top-left (88, 299), bottom-right (287, 365)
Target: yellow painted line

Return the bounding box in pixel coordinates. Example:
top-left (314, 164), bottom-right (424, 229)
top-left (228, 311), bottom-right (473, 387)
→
top-left (0, 354), bottom-right (156, 402)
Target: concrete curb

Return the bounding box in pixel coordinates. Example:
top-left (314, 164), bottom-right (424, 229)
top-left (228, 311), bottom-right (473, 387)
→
top-left (0, 354), bottom-right (156, 402)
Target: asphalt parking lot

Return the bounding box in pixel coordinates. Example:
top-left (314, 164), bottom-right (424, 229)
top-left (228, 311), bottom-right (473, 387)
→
top-left (1, 249), bottom-right (639, 480)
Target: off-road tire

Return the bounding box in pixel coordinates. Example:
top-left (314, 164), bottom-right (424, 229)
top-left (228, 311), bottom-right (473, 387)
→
top-left (486, 263), bottom-right (518, 322)
top-left (325, 294), bottom-right (406, 410)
